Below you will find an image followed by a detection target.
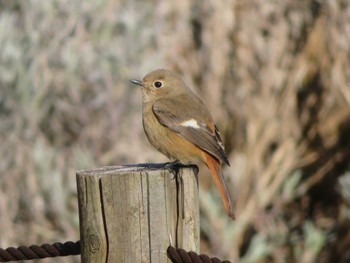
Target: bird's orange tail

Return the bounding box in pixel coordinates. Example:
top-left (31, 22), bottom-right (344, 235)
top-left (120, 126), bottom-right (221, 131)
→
top-left (205, 154), bottom-right (235, 220)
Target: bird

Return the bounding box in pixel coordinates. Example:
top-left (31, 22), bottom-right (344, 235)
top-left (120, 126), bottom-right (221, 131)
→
top-left (130, 69), bottom-right (235, 220)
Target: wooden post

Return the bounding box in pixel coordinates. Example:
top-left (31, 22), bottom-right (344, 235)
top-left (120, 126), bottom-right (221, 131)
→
top-left (76, 163), bottom-right (199, 263)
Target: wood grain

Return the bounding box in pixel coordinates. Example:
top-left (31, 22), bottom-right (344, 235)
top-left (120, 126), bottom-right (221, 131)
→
top-left (76, 163), bottom-right (199, 263)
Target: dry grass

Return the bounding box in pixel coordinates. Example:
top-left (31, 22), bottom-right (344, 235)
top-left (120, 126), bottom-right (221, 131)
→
top-left (0, 0), bottom-right (349, 262)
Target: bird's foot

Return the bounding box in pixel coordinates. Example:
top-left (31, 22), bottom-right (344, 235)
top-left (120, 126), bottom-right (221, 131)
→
top-left (164, 160), bottom-right (182, 169)
top-left (164, 160), bottom-right (183, 179)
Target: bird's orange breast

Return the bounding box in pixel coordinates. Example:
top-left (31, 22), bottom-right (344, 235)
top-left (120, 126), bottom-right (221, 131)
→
top-left (142, 103), bottom-right (204, 164)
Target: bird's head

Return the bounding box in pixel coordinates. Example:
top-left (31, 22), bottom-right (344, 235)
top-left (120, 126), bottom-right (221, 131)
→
top-left (130, 69), bottom-right (187, 102)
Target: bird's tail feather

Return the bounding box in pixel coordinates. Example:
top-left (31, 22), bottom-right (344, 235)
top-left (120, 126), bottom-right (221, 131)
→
top-left (206, 154), bottom-right (235, 220)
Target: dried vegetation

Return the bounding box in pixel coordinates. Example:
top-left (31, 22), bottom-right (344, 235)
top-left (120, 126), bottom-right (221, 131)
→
top-left (0, 0), bottom-right (349, 262)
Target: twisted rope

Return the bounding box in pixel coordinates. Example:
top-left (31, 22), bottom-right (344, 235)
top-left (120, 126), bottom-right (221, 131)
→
top-left (167, 246), bottom-right (232, 263)
top-left (0, 241), bottom-right (232, 263)
top-left (0, 241), bottom-right (80, 262)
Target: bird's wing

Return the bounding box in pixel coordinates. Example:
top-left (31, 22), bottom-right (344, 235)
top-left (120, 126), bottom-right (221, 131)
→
top-left (152, 98), bottom-right (230, 165)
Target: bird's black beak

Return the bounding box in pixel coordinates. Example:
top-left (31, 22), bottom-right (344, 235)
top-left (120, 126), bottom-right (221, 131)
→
top-left (130, 79), bottom-right (143, 87)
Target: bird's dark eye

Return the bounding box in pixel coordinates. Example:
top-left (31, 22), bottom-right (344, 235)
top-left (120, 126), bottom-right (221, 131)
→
top-left (154, 81), bottom-right (163, 88)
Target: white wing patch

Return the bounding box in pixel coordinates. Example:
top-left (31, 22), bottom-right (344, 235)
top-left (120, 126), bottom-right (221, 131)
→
top-left (180, 119), bottom-right (200, 129)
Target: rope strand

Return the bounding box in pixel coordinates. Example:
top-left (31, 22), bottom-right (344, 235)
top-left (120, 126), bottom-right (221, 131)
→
top-left (167, 246), bottom-right (232, 263)
top-left (0, 241), bottom-right (80, 262)
top-left (0, 241), bottom-right (232, 263)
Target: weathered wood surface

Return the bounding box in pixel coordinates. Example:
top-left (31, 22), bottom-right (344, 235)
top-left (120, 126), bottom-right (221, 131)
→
top-left (76, 163), bottom-right (199, 263)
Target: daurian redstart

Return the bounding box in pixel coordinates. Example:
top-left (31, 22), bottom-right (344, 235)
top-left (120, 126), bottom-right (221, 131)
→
top-left (131, 69), bottom-right (235, 220)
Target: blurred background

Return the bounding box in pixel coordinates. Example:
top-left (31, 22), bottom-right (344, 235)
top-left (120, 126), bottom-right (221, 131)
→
top-left (0, 0), bottom-right (350, 262)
